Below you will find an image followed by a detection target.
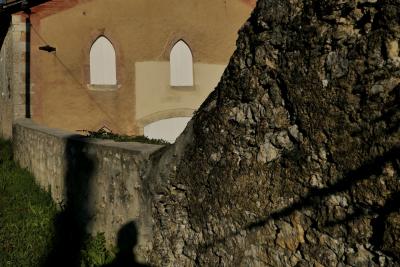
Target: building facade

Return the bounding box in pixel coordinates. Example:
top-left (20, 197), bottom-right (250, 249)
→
top-left (1, 0), bottom-right (255, 141)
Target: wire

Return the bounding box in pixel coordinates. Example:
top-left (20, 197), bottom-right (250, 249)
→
top-left (30, 24), bottom-right (121, 131)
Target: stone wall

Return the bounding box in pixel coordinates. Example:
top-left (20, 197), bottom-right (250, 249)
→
top-left (0, 14), bottom-right (28, 139)
top-left (12, 119), bottom-right (162, 260)
top-left (0, 15), bottom-right (14, 138)
top-left (145, 0), bottom-right (400, 266)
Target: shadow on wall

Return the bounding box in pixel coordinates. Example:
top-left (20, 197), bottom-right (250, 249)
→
top-left (43, 136), bottom-right (95, 266)
top-left (0, 13), bottom-right (11, 49)
top-left (102, 221), bottom-right (150, 267)
top-left (200, 146), bottom-right (400, 260)
top-left (42, 137), bottom-right (150, 266)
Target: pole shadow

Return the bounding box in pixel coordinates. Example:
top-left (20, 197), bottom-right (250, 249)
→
top-left (25, 14), bottom-right (31, 118)
top-left (43, 136), bottom-right (94, 267)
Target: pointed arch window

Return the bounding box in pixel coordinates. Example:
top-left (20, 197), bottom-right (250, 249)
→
top-left (89, 36), bottom-right (117, 85)
top-left (170, 40), bottom-right (193, 86)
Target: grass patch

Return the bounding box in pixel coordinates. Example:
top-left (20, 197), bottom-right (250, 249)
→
top-left (0, 139), bottom-right (114, 266)
top-left (85, 129), bottom-right (170, 145)
top-left (0, 139), bottom-right (56, 266)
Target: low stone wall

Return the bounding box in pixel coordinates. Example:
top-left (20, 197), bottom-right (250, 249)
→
top-left (12, 119), bottom-right (162, 258)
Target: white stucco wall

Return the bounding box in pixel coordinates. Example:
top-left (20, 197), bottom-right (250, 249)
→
top-left (144, 117), bottom-right (191, 143)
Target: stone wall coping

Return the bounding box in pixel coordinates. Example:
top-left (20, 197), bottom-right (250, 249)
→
top-left (13, 118), bottom-right (164, 155)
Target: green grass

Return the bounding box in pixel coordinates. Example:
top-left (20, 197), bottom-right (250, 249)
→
top-left (0, 139), bottom-right (56, 266)
top-left (0, 139), bottom-right (114, 266)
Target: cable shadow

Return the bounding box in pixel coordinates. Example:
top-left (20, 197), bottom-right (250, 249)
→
top-left (29, 25), bottom-right (118, 124)
top-left (369, 191), bottom-right (400, 257)
top-left (43, 136), bottom-right (94, 267)
top-left (200, 146), bottom-right (400, 250)
top-left (102, 221), bottom-right (150, 267)
top-left (323, 189), bottom-right (400, 261)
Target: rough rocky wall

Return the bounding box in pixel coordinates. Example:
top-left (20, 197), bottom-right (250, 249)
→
top-left (145, 0), bottom-right (400, 266)
top-left (13, 119), bottom-right (161, 258)
top-left (0, 15), bottom-right (14, 138)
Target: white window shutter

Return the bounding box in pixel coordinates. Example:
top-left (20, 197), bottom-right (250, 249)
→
top-left (90, 36), bottom-right (117, 85)
top-left (170, 40), bottom-right (193, 86)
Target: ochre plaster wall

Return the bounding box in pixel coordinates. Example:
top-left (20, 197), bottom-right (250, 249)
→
top-left (135, 62), bottom-right (226, 131)
top-left (29, 0), bottom-right (254, 135)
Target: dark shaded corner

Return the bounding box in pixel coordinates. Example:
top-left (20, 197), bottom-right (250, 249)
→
top-left (102, 221), bottom-right (150, 267)
top-left (0, 12), bottom-right (11, 48)
top-left (43, 136), bottom-right (95, 267)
